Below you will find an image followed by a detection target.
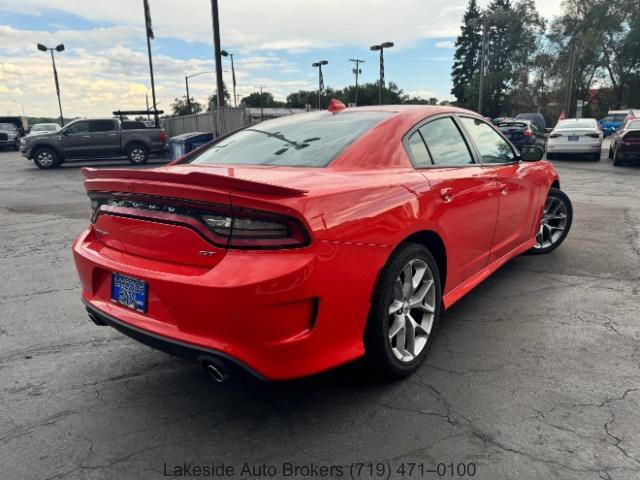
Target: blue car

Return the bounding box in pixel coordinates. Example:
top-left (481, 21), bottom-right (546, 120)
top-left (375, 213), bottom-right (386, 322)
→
top-left (598, 110), bottom-right (638, 137)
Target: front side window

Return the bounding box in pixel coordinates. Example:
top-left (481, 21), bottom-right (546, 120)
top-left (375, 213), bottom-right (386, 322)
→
top-left (460, 117), bottom-right (516, 164)
top-left (418, 117), bottom-right (474, 166)
top-left (190, 111), bottom-right (391, 167)
top-left (66, 121), bottom-right (90, 134)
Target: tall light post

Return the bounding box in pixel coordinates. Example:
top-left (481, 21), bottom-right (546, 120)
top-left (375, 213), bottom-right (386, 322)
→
top-left (312, 60), bottom-right (328, 109)
top-left (185, 71), bottom-right (214, 114)
top-left (37, 43), bottom-right (65, 126)
top-left (13, 100), bottom-right (25, 117)
top-left (220, 50), bottom-right (237, 107)
top-left (370, 42), bottom-right (394, 105)
top-left (209, 0), bottom-right (225, 110)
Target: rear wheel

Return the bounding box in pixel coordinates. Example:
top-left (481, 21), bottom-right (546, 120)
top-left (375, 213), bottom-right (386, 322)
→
top-left (546, 152), bottom-right (554, 160)
top-left (608, 147), bottom-right (614, 159)
top-left (126, 144), bottom-right (148, 165)
top-left (527, 187), bottom-right (572, 255)
top-left (33, 147), bottom-right (61, 169)
top-left (364, 243), bottom-right (442, 377)
top-left (613, 151), bottom-right (625, 167)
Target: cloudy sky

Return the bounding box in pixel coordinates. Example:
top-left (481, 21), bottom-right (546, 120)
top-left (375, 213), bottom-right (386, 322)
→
top-left (0, 0), bottom-right (564, 118)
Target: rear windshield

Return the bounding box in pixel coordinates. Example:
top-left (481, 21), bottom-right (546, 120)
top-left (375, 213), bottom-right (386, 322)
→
top-left (190, 111), bottom-right (391, 167)
top-left (605, 114), bottom-right (628, 122)
top-left (556, 121), bottom-right (596, 129)
top-left (0, 123), bottom-right (17, 130)
top-left (626, 120), bottom-right (640, 129)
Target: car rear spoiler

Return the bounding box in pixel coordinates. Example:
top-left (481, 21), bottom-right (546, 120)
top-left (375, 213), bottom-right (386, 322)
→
top-left (81, 167), bottom-right (308, 197)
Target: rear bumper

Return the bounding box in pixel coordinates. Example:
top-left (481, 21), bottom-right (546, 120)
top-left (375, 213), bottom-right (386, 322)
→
top-left (73, 226), bottom-right (389, 380)
top-left (547, 143), bottom-right (601, 154)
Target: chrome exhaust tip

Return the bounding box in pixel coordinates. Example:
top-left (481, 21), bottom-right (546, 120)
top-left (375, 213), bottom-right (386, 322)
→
top-left (203, 362), bottom-right (228, 383)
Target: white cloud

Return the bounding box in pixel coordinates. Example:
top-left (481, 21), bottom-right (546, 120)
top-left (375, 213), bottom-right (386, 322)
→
top-left (435, 41), bottom-right (455, 49)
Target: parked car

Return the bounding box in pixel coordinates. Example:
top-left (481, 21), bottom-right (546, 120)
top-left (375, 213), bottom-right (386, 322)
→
top-left (0, 116), bottom-right (28, 137)
top-left (598, 110), bottom-right (640, 137)
top-left (547, 118), bottom-right (603, 161)
top-left (21, 118), bottom-right (166, 169)
top-left (497, 119), bottom-right (546, 152)
top-left (0, 122), bottom-right (20, 150)
top-left (73, 105), bottom-right (572, 382)
top-left (514, 112), bottom-right (546, 131)
top-left (608, 118), bottom-right (640, 166)
top-left (29, 123), bottom-right (61, 134)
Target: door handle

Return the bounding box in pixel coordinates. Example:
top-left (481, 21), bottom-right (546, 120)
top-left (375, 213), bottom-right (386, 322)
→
top-left (82, 135), bottom-right (91, 138)
top-left (439, 187), bottom-right (454, 203)
top-left (107, 133), bottom-right (117, 136)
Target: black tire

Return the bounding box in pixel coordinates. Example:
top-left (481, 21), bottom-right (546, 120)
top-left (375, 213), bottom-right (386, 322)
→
top-left (126, 143), bottom-right (149, 165)
top-left (613, 151), bottom-right (624, 167)
top-left (592, 152), bottom-right (601, 161)
top-left (608, 147), bottom-right (614, 159)
top-left (364, 243), bottom-right (442, 378)
top-left (526, 187), bottom-right (572, 255)
top-left (32, 147), bottom-right (61, 169)
top-left (546, 152), bottom-right (554, 160)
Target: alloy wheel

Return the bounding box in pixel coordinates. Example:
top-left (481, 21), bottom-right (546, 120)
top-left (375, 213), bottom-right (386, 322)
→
top-left (388, 258), bottom-right (436, 363)
top-left (37, 151), bottom-right (54, 167)
top-left (130, 148), bottom-right (146, 163)
top-left (534, 196), bottom-right (568, 249)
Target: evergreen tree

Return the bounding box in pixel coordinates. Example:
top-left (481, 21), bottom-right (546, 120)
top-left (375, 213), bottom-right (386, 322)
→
top-left (451, 0), bottom-right (482, 105)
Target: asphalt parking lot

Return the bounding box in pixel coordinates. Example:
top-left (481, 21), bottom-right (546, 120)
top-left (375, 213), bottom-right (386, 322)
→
top-left (1, 145), bottom-right (639, 480)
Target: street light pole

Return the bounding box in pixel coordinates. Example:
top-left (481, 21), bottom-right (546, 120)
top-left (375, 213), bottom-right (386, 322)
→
top-left (221, 50), bottom-right (237, 107)
top-left (185, 71), bottom-right (215, 115)
top-left (349, 58), bottom-right (365, 106)
top-left (312, 60), bottom-right (328, 109)
top-left (477, 15), bottom-right (488, 115)
top-left (37, 43), bottom-right (65, 126)
top-left (370, 42), bottom-right (394, 105)
top-left (210, 0), bottom-right (225, 110)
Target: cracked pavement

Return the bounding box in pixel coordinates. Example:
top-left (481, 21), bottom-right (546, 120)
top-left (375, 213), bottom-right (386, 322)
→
top-left (1, 146), bottom-right (639, 479)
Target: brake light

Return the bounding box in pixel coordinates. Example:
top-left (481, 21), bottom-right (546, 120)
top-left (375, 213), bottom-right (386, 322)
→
top-left (523, 129), bottom-right (533, 137)
top-left (89, 193), bottom-right (309, 249)
top-left (201, 208), bottom-right (309, 248)
top-left (159, 130), bottom-right (166, 143)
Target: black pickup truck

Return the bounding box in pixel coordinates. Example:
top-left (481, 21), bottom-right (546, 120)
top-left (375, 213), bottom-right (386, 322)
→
top-left (21, 118), bottom-right (166, 169)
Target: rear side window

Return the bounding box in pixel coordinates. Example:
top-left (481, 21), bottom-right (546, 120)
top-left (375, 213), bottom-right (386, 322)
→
top-left (190, 111), bottom-right (391, 167)
top-left (406, 131), bottom-right (431, 167)
top-left (91, 120), bottom-right (117, 132)
top-left (460, 117), bottom-right (516, 164)
top-left (419, 117), bottom-right (474, 166)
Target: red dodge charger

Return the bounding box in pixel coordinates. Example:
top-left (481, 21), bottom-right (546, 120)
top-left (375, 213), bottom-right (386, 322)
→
top-left (73, 105), bottom-right (572, 381)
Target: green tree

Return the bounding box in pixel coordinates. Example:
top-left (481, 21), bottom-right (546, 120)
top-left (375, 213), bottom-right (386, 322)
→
top-left (170, 96), bottom-right (203, 116)
top-left (286, 90), bottom-right (317, 108)
top-left (241, 91), bottom-right (285, 108)
top-left (207, 83), bottom-right (231, 110)
top-left (451, 0), bottom-right (482, 106)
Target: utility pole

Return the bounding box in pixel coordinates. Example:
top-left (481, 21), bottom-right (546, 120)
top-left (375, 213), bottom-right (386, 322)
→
top-left (565, 40), bottom-right (577, 117)
top-left (349, 58), bottom-right (365, 106)
top-left (477, 15), bottom-right (488, 115)
top-left (370, 42), bottom-right (394, 105)
top-left (260, 86), bottom-right (264, 121)
top-left (210, 0), bottom-right (225, 110)
top-left (221, 50), bottom-right (237, 107)
top-left (312, 60), bottom-right (328, 109)
top-left (185, 76), bottom-right (191, 114)
top-left (37, 43), bottom-right (65, 126)
top-left (145, 93), bottom-right (150, 119)
top-left (142, 0), bottom-right (158, 127)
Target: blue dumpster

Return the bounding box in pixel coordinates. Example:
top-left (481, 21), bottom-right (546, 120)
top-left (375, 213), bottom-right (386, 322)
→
top-left (168, 131), bottom-right (214, 160)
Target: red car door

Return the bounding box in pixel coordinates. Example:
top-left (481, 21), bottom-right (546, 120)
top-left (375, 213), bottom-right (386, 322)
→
top-left (406, 116), bottom-right (498, 291)
top-left (458, 116), bottom-right (538, 262)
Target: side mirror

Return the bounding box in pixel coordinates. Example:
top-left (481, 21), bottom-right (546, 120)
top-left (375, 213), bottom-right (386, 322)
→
top-left (521, 145), bottom-right (544, 162)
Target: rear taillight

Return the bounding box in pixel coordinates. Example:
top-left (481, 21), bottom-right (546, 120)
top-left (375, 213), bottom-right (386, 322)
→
top-left (89, 193), bottom-right (309, 249)
top-left (586, 133), bottom-right (600, 138)
top-left (159, 130), bottom-right (166, 143)
top-left (523, 129), bottom-right (533, 137)
top-left (201, 208), bottom-right (309, 249)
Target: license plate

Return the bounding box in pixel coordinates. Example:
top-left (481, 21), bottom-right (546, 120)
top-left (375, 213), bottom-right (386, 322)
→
top-left (111, 273), bottom-right (148, 313)
top-left (568, 135), bottom-right (579, 141)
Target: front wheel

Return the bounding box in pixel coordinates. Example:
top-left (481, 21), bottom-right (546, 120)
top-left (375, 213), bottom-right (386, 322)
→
top-left (526, 187), bottom-right (572, 255)
top-left (33, 147), bottom-right (61, 169)
top-left (364, 243), bottom-right (442, 377)
top-left (613, 151), bottom-right (624, 167)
